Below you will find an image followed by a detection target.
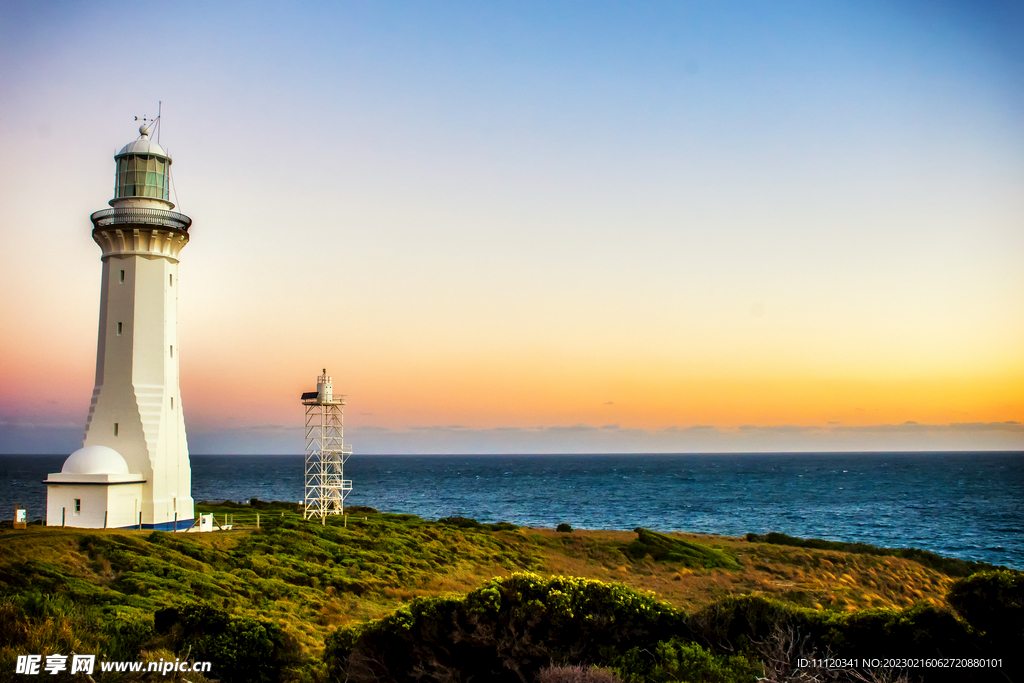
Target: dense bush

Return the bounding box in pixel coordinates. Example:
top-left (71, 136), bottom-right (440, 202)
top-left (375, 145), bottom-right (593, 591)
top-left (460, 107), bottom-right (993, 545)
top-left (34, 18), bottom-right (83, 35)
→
top-left (324, 573), bottom-right (683, 683)
top-left (948, 570), bottom-right (1024, 641)
top-left (437, 515), bottom-right (487, 529)
top-left (326, 574), bottom-right (1018, 683)
top-left (557, 523), bottom-right (574, 533)
top-left (626, 528), bottom-right (739, 569)
top-left (437, 515), bottom-right (520, 531)
top-left (345, 505), bottom-right (381, 514)
top-left (19, 589), bottom-right (74, 619)
top-left (102, 607), bottom-right (154, 661)
top-left (154, 606), bottom-right (180, 634)
top-left (687, 594), bottom-right (1001, 683)
top-left (612, 638), bottom-right (758, 683)
top-left (156, 603), bottom-right (301, 683)
top-left (946, 570), bottom-right (1024, 683)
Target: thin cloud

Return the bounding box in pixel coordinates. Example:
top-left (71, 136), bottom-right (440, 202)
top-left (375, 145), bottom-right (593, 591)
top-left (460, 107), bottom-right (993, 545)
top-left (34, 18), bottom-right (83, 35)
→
top-left (0, 418), bottom-right (82, 429)
top-left (831, 422), bottom-right (1024, 433)
top-left (950, 422), bottom-right (1024, 432)
top-left (172, 421), bottom-right (1024, 455)
top-left (547, 424), bottom-right (598, 432)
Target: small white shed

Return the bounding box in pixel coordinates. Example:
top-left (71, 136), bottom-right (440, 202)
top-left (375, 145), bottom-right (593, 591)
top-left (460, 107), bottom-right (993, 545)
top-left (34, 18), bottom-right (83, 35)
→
top-left (44, 446), bottom-right (145, 529)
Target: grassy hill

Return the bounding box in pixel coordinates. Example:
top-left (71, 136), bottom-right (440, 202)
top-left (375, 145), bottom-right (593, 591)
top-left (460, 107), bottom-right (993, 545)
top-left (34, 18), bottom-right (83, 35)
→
top-left (0, 502), bottom-right (1017, 682)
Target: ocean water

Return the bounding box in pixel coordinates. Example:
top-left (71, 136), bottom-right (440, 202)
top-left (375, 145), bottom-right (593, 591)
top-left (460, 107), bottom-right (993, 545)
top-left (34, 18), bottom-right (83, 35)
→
top-left (3, 452), bottom-right (1022, 569)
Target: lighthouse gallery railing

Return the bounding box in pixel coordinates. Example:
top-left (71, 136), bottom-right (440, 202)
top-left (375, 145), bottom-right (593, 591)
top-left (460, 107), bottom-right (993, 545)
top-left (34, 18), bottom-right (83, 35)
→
top-left (90, 207), bottom-right (192, 232)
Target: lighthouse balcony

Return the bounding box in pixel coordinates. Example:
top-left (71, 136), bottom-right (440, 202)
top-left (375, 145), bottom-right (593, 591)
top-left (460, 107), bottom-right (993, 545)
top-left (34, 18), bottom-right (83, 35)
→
top-left (91, 207), bottom-right (192, 260)
top-left (90, 207), bottom-right (192, 233)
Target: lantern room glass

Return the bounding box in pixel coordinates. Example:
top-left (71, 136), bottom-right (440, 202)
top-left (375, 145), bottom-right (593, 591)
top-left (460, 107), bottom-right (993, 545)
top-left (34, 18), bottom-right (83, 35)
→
top-left (114, 154), bottom-right (170, 200)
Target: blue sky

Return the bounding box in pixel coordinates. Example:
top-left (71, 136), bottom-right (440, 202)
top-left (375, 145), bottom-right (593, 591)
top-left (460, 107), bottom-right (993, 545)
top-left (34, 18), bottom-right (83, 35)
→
top-left (1, 1), bottom-right (1022, 454)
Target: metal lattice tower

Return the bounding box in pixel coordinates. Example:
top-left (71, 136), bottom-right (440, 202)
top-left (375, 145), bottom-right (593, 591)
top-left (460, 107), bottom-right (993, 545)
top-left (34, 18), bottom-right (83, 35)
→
top-left (301, 369), bottom-right (352, 522)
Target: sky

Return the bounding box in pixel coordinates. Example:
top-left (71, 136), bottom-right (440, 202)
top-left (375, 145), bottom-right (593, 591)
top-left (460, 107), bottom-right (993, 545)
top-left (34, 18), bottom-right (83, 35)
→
top-left (1, 1), bottom-right (1022, 454)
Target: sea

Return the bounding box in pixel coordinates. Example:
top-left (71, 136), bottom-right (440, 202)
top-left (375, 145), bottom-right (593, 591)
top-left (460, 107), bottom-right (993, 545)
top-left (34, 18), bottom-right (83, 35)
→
top-left (2, 452), bottom-right (1022, 570)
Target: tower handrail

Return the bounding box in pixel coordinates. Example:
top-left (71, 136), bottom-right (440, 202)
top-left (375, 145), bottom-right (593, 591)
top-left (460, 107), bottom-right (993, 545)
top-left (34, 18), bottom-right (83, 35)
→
top-left (90, 207), bottom-right (192, 232)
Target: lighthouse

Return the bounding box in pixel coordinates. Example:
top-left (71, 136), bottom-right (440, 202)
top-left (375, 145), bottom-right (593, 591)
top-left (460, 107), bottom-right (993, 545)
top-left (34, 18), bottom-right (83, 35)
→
top-left (45, 121), bottom-right (194, 530)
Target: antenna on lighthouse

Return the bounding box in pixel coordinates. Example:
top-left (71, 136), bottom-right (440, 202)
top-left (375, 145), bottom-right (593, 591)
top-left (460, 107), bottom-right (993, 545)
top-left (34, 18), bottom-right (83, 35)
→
top-left (300, 369), bottom-right (353, 524)
top-left (134, 102), bottom-right (163, 143)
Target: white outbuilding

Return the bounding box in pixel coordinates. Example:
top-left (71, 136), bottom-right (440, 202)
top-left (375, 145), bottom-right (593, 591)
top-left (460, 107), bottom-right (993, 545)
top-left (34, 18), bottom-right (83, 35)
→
top-left (44, 446), bottom-right (145, 529)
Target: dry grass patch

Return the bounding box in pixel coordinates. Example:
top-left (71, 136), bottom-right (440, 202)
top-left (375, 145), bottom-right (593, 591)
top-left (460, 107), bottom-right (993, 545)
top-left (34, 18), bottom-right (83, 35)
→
top-left (519, 528), bottom-right (957, 613)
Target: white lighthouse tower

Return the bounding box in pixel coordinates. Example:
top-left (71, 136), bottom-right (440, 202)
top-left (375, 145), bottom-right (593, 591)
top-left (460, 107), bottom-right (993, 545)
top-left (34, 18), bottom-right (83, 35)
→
top-left (45, 121), bottom-right (194, 530)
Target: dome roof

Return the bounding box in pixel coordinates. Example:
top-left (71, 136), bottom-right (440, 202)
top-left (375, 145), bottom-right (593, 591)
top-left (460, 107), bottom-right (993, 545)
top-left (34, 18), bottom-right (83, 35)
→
top-left (61, 445), bottom-right (130, 475)
top-left (117, 126), bottom-right (170, 158)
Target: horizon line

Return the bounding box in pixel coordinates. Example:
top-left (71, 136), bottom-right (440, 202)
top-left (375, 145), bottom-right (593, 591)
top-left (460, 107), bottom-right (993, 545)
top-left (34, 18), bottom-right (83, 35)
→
top-left (5, 449), bottom-right (1023, 457)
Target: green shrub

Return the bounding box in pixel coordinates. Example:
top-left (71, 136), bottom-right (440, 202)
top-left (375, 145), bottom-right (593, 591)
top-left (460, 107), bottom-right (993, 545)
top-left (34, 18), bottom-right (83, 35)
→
top-left (626, 528), bottom-right (739, 570)
top-left (613, 638), bottom-right (758, 683)
top-left (345, 505), bottom-right (380, 514)
top-left (327, 576), bottom-right (987, 683)
top-left (436, 515), bottom-right (519, 532)
top-left (169, 603), bottom-right (300, 683)
top-left (324, 574), bottom-right (683, 683)
top-left (688, 594), bottom-right (992, 683)
top-left (20, 590), bottom-right (74, 619)
top-left (827, 604), bottom-right (973, 659)
top-left (154, 606), bottom-right (180, 634)
top-left (557, 523), bottom-right (574, 533)
top-left (685, 594), bottom-right (820, 653)
top-left (948, 570), bottom-right (1024, 640)
top-left (437, 516), bottom-right (484, 529)
top-left (101, 607), bottom-right (153, 660)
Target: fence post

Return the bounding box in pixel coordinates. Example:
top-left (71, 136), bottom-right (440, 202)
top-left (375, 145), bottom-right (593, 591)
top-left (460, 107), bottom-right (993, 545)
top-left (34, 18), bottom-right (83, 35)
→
top-left (62, 507), bottom-right (65, 527)
top-left (138, 511), bottom-right (142, 530)
top-left (256, 512), bottom-right (260, 529)
top-left (104, 511), bottom-right (108, 529)
top-left (174, 512), bottom-right (178, 532)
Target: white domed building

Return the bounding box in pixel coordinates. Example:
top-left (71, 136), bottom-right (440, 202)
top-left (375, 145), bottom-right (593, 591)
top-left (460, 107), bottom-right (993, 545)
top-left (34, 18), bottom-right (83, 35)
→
top-left (45, 121), bottom-right (195, 530)
top-left (45, 446), bottom-right (145, 528)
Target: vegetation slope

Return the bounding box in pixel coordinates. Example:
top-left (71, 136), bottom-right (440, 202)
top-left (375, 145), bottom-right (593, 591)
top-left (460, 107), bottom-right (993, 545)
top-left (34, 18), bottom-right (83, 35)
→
top-left (0, 501), bottom-right (1018, 682)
